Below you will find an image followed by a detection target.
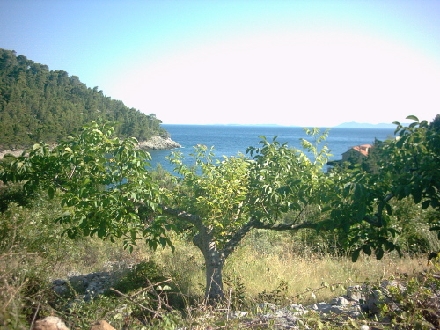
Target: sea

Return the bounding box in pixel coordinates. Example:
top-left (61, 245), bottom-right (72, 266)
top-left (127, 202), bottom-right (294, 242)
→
top-left (148, 125), bottom-right (396, 172)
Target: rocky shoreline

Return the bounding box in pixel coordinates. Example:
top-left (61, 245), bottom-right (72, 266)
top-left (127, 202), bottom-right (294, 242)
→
top-left (0, 136), bottom-right (181, 159)
top-left (137, 135), bottom-right (181, 150)
top-left (0, 148), bottom-right (25, 159)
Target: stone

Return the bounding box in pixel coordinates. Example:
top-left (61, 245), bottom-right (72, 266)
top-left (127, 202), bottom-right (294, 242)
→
top-left (346, 285), bottom-right (366, 302)
top-left (52, 271), bottom-right (120, 303)
top-left (381, 280), bottom-right (405, 292)
top-left (90, 320), bottom-right (116, 330)
top-left (329, 296), bottom-right (349, 305)
top-left (289, 304), bottom-right (307, 315)
top-left (52, 279), bottom-right (70, 297)
top-left (137, 136), bottom-right (181, 150)
top-left (69, 275), bottom-right (88, 293)
top-left (329, 305), bottom-right (345, 314)
top-left (364, 289), bottom-right (385, 314)
top-left (33, 316), bottom-right (69, 330)
top-left (348, 311), bottom-right (362, 318)
top-left (314, 302), bottom-right (332, 313)
top-left (258, 303), bottom-right (277, 311)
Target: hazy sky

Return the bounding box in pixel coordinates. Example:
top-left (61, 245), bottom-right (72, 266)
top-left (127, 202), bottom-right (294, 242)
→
top-left (1, 0), bottom-right (439, 127)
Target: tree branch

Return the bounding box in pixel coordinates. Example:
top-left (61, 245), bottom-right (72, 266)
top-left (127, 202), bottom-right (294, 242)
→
top-left (222, 217), bottom-right (259, 259)
top-left (222, 214), bottom-right (335, 258)
top-left (362, 215), bottom-right (380, 227)
top-left (362, 193), bottom-right (394, 227)
top-left (253, 220), bottom-right (320, 231)
top-left (161, 206), bottom-right (202, 226)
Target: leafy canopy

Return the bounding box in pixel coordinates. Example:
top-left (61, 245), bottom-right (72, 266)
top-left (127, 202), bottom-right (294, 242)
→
top-left (164, 130), bottom-right (333, 249)
top-left (166, 145), bottom-right (249, 246)
top-left (2, 116), bottom-right (439, 264)
top-left (0, 121), bottom-right (172, 251)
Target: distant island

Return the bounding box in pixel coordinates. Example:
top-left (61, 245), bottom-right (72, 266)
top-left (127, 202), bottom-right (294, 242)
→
top-left (210, 122), bottom-right (400, 128)
top-left (334, 121), bottom-right (401, 129)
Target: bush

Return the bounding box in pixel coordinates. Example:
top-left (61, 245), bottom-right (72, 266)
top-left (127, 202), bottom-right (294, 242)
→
top-left (111, 260), bottom-right (184, 323)
top-left (0, 189), bottom-right (150, 328)
top-left (377, 260), bottom-right (440, 328)
top-left (112, 260), bottom-right (169, 294)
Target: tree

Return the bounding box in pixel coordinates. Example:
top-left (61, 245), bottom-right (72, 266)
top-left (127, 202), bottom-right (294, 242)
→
top-left (329, 115), bottom-right (440, 262)
top-left (1, 124), bottom-right (337, 302)
top-left (0, 48), bottom-right (168, 148)
top-left (377, 115), bottom-right (440, 239)
top-left (0, 122), bottom-right (171, 251)
top-left (160, 130), bottom-right (340, 302)
top-left (2, 118), bottom-right (439, 304)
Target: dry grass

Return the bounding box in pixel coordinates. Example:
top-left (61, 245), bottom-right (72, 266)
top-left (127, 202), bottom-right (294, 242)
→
top-left (226, 247), bottom-right (426, 303)
top-left (153, 234), bottom-right (428, 305)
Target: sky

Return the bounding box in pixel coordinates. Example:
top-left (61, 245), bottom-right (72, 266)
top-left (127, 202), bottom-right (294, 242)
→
top-left (1, 0), bottom-right (439, 127)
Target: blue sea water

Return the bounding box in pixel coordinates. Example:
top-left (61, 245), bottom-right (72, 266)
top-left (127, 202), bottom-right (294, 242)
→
top-left (148, 125), bottom-right (396, 172)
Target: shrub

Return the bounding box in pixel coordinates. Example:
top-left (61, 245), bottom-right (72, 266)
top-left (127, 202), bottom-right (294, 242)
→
top-left (377, 260), bottom-right (440, 328)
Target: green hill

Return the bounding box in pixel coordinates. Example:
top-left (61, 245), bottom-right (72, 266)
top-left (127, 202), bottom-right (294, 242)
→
top-left (0, 48), bottom-right (168, 149)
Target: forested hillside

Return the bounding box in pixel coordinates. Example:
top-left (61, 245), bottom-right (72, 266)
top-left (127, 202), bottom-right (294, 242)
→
top-left (0, 48), bottom-right (168, 149)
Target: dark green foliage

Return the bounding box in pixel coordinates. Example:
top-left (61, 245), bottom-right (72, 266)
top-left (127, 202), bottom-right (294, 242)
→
top-left (380, 116), bottom-right (440, 242)
top-left (112, 260), bottom-right (169, 294)
top-left (361, 138), bottom-right (385, 174)
top-left (257, 280), bottom-right (290, 305)
top-left (376, 263), bottom-right (440, 328)
top-left (0, 182), bottom-right (36, 212)
top-left (223, 273), bottom-right (247, 310)
top-left (0, 48), bottom-right (168, 149)
top-left (429, 114), bottom-right (440, 131)
top-left (111, 260), bottom-right (184, 321)
top-left (318, 115), bottom-right (440, 261)
top-left (0, 121), bottom-right (173, 252)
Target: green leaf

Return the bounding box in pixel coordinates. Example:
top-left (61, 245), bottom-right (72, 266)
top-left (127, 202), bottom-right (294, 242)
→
top-left (406, 115), bottom-right (419, 122)
top-left (362, 245), bottom-right (371, 256)
top-left (413, 188), bottom-right (422, 204)
top-left (376, 247), bottom-right (384, 260)
top-left (351, 248), bottom-right (361, 262)
top-left (98, 225), bottom-right (106, 238)
top-left (159, 237), bottom-right (168, 247)
top-left (157, 285), bottom-right (172, 291)
top-left (384, 203), bottom-right (392, 215)
top-left (422, 200), bottom-right (430, 209)
top-left (47, 186), bottom-right (55, 199)
top-left (149, 240), bottom-right (158, 251)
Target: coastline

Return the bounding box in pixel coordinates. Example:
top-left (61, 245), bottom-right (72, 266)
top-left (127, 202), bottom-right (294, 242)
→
top-left (0, 136), bottom-right (181, 159)
top-left (137, 135), bottom-right (181, 150)
top-left (0, 149), bottom-right (24, 159)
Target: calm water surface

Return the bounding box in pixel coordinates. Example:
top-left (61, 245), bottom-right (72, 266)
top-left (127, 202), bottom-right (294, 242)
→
top-left (149, 125), bottom-right (396, 172)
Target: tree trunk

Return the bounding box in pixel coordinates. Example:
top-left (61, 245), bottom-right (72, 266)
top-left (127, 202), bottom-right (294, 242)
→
top-left (193, 226), bottom-right (225, 303)
top-left (203, 240), bottom-right (225, 303)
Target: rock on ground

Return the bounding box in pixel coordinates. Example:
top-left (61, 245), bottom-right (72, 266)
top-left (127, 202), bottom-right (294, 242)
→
top-left (90, 320), bottom-right (116, 330)
top-left (33, 316), bottom-right (69, 330)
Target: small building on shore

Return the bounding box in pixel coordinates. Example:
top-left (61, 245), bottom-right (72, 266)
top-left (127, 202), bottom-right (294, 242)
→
top-left (341, 144), bottom-right (372, 162)
top-left (326, 143), bottom-right (372, 168)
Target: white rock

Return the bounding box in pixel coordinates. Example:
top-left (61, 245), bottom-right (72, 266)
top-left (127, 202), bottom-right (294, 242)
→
top-left (330, 296), bottom-right (349, 305)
